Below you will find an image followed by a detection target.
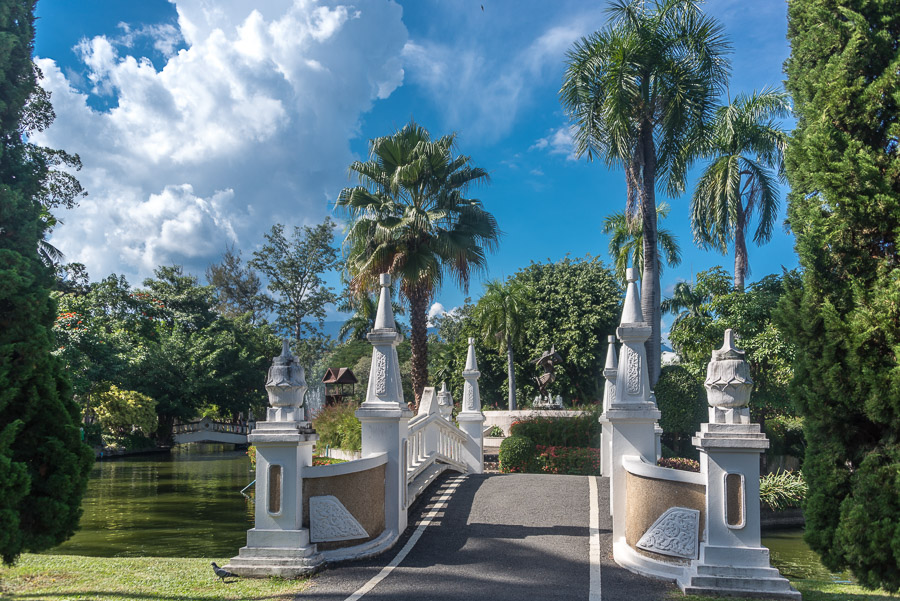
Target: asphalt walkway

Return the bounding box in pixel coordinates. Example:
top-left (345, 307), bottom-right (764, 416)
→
top-left (297, 472), bottom-right (673, 601)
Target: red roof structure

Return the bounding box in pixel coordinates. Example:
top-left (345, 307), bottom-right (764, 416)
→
top-left (322, 368), bottom-right (358, 405)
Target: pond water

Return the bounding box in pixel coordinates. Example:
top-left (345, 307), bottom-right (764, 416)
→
top-left (50, 444), bottom-right (254, 558)
top-left (55, 447), bottom-right (847, 579)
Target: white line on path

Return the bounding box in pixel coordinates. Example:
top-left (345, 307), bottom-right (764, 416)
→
top-left (589, 475), bottom-right (602, 601)
top-left (342, 476), bottom-right (464, 601)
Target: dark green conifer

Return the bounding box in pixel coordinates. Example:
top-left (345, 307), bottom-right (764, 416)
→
top-left (780, 0), bottom-right (900, 591)
top-left (0, 0), bottom-right (93, 564)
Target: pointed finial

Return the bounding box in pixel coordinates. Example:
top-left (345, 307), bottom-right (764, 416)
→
top-left (440, 381), bottom-right (449, 394)
top-left (281, 338), bottom-right (291, 358)
top-left (373, 273), bottom-right (397, 330)
top-left (621, 267), bottom-right (643, 323)
top-left (465, 337), bottom-right (479, 371)
top-left (604, 335), bottom-right (618, 371)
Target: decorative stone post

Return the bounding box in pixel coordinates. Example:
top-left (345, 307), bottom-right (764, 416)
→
top-left (681, 330), bottom-right (799, 599)
top-left (228, 340), bottom-right (322, 577)
top-left (599, 335), bottom-right (617, 479)
top-left (437, 381), bottom-right (454, 420)
top-left (607, 268), bottom-right (661, 545)
top-left (456, 338), bottom-right (486, 474)
top-left (355, 274), bottom-right (413, 539)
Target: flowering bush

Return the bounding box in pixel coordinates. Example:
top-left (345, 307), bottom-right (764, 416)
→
top-left (509, 410), bottom-right (601, 447)
top-left (247, 446), bottom-right (345, 470)
top-left (536, 445), bottom-right (602, 475)
top-left (657, 457), bottom-right (701, 472)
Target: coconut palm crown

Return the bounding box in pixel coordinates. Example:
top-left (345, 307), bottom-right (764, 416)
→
top-left (336, 121), bottom-right (499, 407)
top-left (690, 88), bottom-right (790, 290)
top-left (603, 202), bottom-right (681, 285)
top-left (560, 0), bottom-right (730, 386)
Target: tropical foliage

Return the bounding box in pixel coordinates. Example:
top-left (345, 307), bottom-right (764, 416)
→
top-left (691, 89), bottom-right (790, 290)
top-left (780, 0), bottom-right (900, 590)
top-left (472, 279), bottom-right (533, 410)
top-left (336, 120), bottom-right (499, 407)
top-left (602, 203), bottom-right (681, 285)
top-left (561, 0), bottom-right (730, 386)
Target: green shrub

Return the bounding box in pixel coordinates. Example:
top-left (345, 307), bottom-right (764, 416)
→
top-left (536, 445), bottom-right (601, 475)
top-left (487, 425), bottom-right (505, 437)
top-left (759, 470), bottom-right (807, 511)
top-left (499, 435), bottom-right (536, 473)
top-left (313, 402), bottom-right (362, 452)
top-left (765, 414), bottom-right (805, 460)
top-left (247, 445), bottom-right (256, 470)
top-left (654, 365), bottom-right (707, 457)
top-left (509, 409), bottom-right (601, 448)
top-left (657, 457), bottom-right (700, 472)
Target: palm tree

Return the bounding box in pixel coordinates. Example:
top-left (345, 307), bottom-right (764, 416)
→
top-left (337, 291), bottom-right (404, 342)
top-left (661, 280), bottom-right (710, 329)
top-left (336, 121), bottom-right (500, 408)
top-left (603, 203), bottom-right (681, 285)
top-left (560, 0), bottom-right (730, 386)
top-left (473, 279), bottom-right (533, 411)
top-left (690, 88), bottom-right (790, 290)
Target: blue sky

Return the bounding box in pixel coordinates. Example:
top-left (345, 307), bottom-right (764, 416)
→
top-left (33, 0), bottom-right (797, 329)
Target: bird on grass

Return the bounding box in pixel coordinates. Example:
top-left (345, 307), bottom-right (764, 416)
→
top-left (211, 562), bottom-right (238, 583)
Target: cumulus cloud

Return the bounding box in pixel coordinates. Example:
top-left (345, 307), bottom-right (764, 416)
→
top-left (427, 302), bottom-right (446, 327)
top-left (530, 125), bottom-right (577, 160)
top-left (33, 0), bottom-right (407, 283)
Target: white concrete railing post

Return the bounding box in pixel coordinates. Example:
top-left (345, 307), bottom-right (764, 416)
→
top-left (356, 274), bottom-right (413, 539)
top-left (607, 268), bottom-right (662, 548)
top-left (455, 338), bottom-right (485, 474)
top-left (678, 329), bottom-right (798, 598)
top-left (599, 334), bottom-right (618, 481)
top-left (228, 340), bottom-right (322, 577)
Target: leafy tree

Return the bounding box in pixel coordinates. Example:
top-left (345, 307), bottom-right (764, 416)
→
top-left (668, 267), bottom-right (796, 419)
top-left (336, 120), bottom-right (499, 407)
top-left (661, 280), bottom-right (710, 330)
top-left (691, 89), bottom-right (790, 290)
top-left (654, 365), bottom-right (707, 457)
top-left (472, 279), bottom-right (533, 411)
top-left (602, 203), bottom-right (681, 284)
top-left (560, 0), bottom-right (730, 387)
top-left (205, 245), bottom-right (270, 323)
top-left (0, 0), bottom-right (93, 564)
top-left (92, 386), bottom-right (157, 439)
top-left (251, 219), bottom-right (339, 368)
top-left (779, 0), bottom-right (900, 590)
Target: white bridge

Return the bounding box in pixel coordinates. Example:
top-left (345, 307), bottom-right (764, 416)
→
top-left (172, 417), bottom-right (250, 445)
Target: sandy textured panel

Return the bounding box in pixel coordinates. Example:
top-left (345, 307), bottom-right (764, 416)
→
top-left (302, 463), bottom-right (385, 551)
top-left (625, 471), bottom-right (706, 565)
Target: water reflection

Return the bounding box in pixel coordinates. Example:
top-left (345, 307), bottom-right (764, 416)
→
top-left (51, 444), bottom-right (254, 557)
top-left (763, 529), bottom-right (854, 583)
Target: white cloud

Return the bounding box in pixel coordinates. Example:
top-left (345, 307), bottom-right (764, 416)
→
top-left (427, 302), bottom-right (446, 327)
top-left (401, 14), bottom-right (597, 142)
top-left (531, 125), bottom-right (576, 160)
top-left (34, 0), bottom-right (407, 283)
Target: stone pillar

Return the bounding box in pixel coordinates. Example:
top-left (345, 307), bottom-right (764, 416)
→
top-left (228, 340), bottom-right (322, 577)
top-left (437, 381), bottom-right (454, 420)
top-left (599, 335), bottom-right (617, 479)
top-left (456, 338), bottom-right (486, 474)
top-left (681, 330), bottom-right (799, 599)
top-left (607, 268), bottom-right (661, 545)
top-left (356, 274), bottom-right (413, 538)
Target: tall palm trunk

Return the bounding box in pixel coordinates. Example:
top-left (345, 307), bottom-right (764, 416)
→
top-left (734, 203), bottom-right (748, 291)
top-left (638, 125), bottom-right (662, 387)
top-left (506, 333), bottom-right (517, 411)
top-left (408, 287), bottom-right (430, 410)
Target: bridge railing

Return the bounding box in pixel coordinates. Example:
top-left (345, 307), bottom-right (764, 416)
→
top-left (406, 402), bottom-right (467, 485)
top-left (173, 418), bottom-right (250, 436)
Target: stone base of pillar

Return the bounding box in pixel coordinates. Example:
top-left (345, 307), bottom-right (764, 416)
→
top-left (679, 545), bottom-right (800, 599)
top-left (227, 528), bottom-right (323, 578)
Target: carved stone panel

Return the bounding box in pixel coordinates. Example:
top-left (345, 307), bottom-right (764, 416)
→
top-left (464, 386), bottom-right (474, 411)
top-left (375, 352), bottom-right (387, 396)
top-left (636, 507), bottom-right (700, 559)
top-left (309, 495), bottom-right (369, 543)
top-left (625, 346), bottom-right (641, 396)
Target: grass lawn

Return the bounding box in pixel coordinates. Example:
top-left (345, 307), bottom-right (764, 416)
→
top-left (0, 554), bottom-right (310, 601)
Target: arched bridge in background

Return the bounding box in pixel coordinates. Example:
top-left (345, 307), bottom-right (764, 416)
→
top-left (172, 417), bottom-right (250, 445)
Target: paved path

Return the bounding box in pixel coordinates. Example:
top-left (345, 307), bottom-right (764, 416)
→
top-left (297, 472), bottom-right (673, 601)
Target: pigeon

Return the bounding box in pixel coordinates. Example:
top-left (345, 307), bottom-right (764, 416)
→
top-left (211, 562), bottom-right (238, 582)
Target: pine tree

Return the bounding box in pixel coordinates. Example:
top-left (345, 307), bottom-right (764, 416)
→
top-left (780, 0), bottom-right (900, 591)
top-left (0, 0), bottom-right (93, 564)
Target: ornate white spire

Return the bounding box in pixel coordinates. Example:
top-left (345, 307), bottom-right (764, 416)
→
top-left (602, 335), bottom-right (618, 413)
top-left (264, 338), bottom-right (307, 422)
top-left (621, 267), bottom-right (644, 324)
top-left (362, 274), bottom-right (405, 408)
top-left (437, 381), bottom-right (454, 419)
top-left (460, 338), bottom-right (482, 414)
top-left (373, 273), bottom-right (397, 330)
top-left (704, 329), bottom-right (754, 424)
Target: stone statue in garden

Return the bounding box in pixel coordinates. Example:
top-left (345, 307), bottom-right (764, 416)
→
top-left (532, 345), bottom-right (563, 408)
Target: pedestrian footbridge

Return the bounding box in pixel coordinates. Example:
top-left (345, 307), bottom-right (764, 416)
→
top-left (172, 417), bottom-right (249, 445)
